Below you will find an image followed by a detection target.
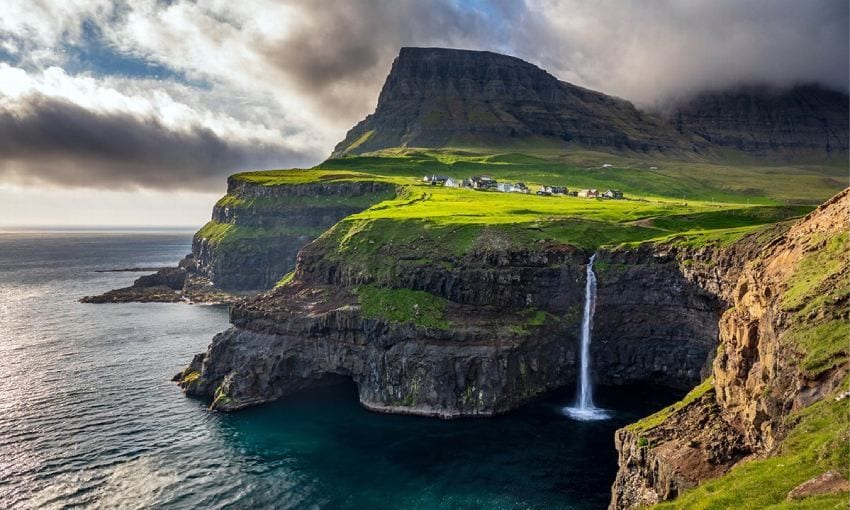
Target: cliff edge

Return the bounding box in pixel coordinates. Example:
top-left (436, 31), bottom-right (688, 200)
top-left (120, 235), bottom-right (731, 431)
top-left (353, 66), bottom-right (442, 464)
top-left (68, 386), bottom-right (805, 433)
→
top-left (610, 188), bottom-right (849, 509)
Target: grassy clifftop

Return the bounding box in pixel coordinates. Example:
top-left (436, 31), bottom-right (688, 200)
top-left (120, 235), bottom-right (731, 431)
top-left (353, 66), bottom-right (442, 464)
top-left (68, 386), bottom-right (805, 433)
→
top-left (198, 147), bottom-right (844, 292)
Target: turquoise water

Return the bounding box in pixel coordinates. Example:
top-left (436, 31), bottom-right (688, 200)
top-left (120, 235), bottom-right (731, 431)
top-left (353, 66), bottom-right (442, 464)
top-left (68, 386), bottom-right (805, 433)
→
top-left (0, 231), bottom-right (679, 509)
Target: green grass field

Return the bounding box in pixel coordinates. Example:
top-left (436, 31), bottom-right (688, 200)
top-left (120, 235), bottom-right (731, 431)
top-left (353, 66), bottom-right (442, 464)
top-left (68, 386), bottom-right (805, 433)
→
top-left (224, 147), bottom-right (844, 276)
top-left (309, 148), bottom-right (845, 204)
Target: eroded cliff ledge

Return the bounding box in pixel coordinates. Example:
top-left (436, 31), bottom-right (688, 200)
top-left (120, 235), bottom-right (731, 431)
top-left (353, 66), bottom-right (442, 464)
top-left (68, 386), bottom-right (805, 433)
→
top-left (193, 175), bottom-right (397, 291)
top-left (610, 189), bottom-right (849, 509)
top-left (174, 215), bottom-right (764, 418)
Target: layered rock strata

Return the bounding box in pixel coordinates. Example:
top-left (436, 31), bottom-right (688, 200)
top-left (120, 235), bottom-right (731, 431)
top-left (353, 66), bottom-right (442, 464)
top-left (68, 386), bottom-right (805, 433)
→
top-left (193, 178), bottom-right (396, 291)
top-left (176, 227), bottom-right (739, 417)
top-left (609, 189), bottom-right (850, 509)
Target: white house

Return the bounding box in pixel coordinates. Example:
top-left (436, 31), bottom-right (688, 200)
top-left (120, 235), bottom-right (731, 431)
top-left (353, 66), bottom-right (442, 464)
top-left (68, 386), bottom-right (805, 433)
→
top-left (511, 182), bottom-right (529, 193)
top-left (423, 175), bottom-right (449, 185)
top-left (444, 177), bottom-right (460, 188)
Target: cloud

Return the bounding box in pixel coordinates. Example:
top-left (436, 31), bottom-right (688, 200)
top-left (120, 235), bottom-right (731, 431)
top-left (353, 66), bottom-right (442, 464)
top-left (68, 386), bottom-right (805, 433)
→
top-left (0, 0), bottom-right (847, 193)
top-left (518, 0), bottom-right (850, 107)
top-left (0, 61), bottom-right (321, 191)
top-left (0, 92), bottom-right (316, 191)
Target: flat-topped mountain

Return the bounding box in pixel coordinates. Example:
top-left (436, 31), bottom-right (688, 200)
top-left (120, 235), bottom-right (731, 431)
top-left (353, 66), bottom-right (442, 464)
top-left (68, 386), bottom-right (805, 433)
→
top-left (667, 84), bottom-right (849, 155)
top-left (332, 47), bottom-right (688, 156)
top-left (333, 47), bottom-right (848, 158)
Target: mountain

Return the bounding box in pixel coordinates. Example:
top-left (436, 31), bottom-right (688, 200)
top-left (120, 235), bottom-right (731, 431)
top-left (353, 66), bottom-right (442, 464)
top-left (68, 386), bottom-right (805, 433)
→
top-left (332, 47), bottom-right (689, 156)
top-left (667, 84), bottom-right (849, 155)
top-left (333, 47), bottom-right (848, 159)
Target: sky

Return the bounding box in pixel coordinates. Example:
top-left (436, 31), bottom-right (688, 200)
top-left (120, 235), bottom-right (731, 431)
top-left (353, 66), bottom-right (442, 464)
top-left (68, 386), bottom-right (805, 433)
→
top-left (0, 0), bottom-right (847, 226)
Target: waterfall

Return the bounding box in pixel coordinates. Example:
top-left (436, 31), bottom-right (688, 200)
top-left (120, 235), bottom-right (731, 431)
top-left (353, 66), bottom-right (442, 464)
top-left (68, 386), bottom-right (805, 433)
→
top-left (563, 254), bottom-right (609, 421)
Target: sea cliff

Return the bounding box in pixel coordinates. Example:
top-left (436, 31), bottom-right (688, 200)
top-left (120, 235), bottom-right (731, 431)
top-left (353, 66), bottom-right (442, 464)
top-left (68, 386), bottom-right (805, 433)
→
top-left (609, 189), bottom-right (849, 508)
top-left (175, 214), bottom-right (781, 416)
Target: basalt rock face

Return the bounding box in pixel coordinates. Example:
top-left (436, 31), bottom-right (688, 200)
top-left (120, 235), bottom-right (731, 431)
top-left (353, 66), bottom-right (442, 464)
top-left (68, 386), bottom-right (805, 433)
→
top-left (179, 286), bottom-right (579, 417)
top-left (178, 239), bottom-right (590, 416)
top-left (592, 247), bottom-right (724, 390)
top-left (609, 189), bottom-right (850, 509)
top-left (192, 177), bottom-right (396, 291)
top-left (177, 227), bottom-right (734, 417)
top-left (667, 84), bottom-right (849, 156)
top-left (591, 227), bottom-right (798, 391)
top-left (333, 47), bottom-right (687, 156)
top-left (332, 48), bottom-right (848, 158)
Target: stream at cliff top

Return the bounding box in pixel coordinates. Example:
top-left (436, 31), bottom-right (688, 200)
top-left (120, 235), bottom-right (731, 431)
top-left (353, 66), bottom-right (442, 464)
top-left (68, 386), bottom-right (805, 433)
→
top-left (0, 230), bottom-right (682, 509)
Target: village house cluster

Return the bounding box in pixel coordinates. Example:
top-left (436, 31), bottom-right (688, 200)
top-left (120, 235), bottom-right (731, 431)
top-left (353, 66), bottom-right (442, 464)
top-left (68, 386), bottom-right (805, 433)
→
top-left (422, 175), bottom-right (624, 199)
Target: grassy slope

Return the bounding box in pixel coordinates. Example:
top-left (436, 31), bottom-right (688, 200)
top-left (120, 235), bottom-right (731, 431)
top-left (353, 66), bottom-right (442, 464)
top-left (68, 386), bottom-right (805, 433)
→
top-left (653, 391), bottom-right (848, 510)
top-left (228, 147), bottom-right (839, 253)
top-left (316, 148), bottom-right (845, 204)
top-left (216, 148), bottom-right (843, 288)
top-left (209, 148), bottom-right (844, 292)
top-left (631, 227), bottom-right (849, 509)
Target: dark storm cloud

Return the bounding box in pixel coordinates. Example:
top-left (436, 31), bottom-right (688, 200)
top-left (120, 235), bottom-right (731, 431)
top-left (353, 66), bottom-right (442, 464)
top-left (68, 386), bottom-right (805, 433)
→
top-left (1, 0), bottom-right (847, 193)
top-left (0, 94), bottom-right (318, 191)
top-left (259, 0), bottom-right (848, 115)
top-left (511, 0), bottom-right (850, 106)
top-left (259, 0), bottom-right (518, 118)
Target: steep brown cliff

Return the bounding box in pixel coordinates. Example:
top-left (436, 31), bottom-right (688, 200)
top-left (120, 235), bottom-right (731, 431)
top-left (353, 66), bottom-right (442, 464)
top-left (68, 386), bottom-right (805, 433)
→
top-left (610, 189), bottom-right (849, 509)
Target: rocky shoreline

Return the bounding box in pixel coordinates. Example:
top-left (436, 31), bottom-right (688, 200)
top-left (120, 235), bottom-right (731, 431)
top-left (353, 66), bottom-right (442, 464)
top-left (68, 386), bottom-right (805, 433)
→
top-left (81, 254), bottom-right (241, 305)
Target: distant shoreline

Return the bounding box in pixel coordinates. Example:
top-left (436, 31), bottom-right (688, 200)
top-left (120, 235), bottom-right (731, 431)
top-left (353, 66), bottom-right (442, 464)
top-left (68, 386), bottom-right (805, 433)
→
top-left (0, 226), bottom-right (200, 234)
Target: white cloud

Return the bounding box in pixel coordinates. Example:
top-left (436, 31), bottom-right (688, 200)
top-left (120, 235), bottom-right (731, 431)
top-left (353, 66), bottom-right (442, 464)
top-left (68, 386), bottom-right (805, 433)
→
top-left (0, 0), bottom-right (846, 201)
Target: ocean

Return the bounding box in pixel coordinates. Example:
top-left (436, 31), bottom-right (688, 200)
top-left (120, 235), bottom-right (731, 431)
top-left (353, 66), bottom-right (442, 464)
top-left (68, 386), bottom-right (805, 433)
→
top-left (0, 230), bottom-right (678, 509)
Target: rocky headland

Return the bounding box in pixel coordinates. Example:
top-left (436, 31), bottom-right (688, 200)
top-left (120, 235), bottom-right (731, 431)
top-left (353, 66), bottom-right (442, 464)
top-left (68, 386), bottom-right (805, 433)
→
top-left (86, 46), bottom-right (848, 507)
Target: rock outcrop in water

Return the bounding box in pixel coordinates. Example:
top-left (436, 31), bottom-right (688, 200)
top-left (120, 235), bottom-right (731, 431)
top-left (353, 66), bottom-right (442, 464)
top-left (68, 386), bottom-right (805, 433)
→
top-left (81, 254), bottom-right (234, 304)
top-left (609, 189), bottom-right (850, 509)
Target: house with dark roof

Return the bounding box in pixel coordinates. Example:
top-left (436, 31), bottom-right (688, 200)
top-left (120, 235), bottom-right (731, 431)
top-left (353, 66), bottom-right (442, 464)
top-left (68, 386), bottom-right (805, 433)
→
top-left (577, 189), bottom-right (600, 198)
top-left (423, 175), bottom-right (449, 185)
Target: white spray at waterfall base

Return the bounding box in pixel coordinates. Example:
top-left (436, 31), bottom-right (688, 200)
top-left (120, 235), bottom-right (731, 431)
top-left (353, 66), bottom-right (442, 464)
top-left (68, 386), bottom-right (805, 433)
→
top-left (563, 254), bottom-right (610, 421)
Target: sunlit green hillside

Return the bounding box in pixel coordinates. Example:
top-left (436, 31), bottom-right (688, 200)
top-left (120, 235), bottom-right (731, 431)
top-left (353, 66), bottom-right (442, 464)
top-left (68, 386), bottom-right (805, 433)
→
top-left (307, 148), bottom-right (845, 205)
top-left (210, 148), bottom-right (843, 288)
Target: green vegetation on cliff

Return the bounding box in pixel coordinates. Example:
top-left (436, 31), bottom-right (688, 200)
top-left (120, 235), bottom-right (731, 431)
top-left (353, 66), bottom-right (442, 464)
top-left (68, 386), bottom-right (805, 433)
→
top-left (205, 148), bottom-right (842, 291)
top-left (196, 220), bottom-right (327, 246)
top-left (626, 378), bottom-right (715, 434)
top-left (654, 389), bottom-right (849, 509)
top-left (200, 146), bottom-right (843, 295)
top-left (781, 232), bottom-right (849, 377)
top-left (318, 148), bottom-right (843, 204)
top-left (356, 285), bottom-right (451, 329)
